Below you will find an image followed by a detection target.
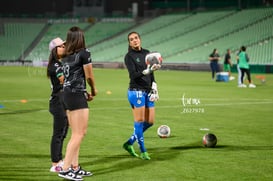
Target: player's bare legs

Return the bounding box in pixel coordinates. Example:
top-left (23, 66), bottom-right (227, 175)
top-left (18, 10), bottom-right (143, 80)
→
top-left (133, 106), bottom-right (145, 122)
top-left (145, 107), bottom-right (155, 125)
top-left (63, 109), bottom-right (89, 170)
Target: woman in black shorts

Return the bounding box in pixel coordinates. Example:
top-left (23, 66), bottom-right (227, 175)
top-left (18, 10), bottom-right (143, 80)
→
top-left (58, 26), bottom-right (97, 181)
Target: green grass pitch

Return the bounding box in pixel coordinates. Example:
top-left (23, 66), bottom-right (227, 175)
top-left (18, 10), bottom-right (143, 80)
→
top-left (0, 66), bottom-right (273, 181)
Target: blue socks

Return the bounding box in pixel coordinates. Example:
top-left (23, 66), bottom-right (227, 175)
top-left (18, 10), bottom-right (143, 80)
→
top-left (134, 122), bottom-right (146, 152)
top-left (126, 121), bottom-right (153, 152)
top-left (143, 121), bottom-right (153, 132)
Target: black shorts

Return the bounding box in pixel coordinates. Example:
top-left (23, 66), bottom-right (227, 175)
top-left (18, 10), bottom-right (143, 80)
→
top-left (63, 91), bottom-right (88, 111)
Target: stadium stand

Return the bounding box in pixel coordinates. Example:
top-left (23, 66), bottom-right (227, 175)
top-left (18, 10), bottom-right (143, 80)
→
top-left (26, 20), bottom-right (135, 62)
top-left (89, 8), bottom-right (273, 65)
top-left (166, 8), bottom-right (273, 64)
top-left (26, 22), bottom-right (90, 61)
top-left (0, 22), bottom-right (45, 61)
top-left (0, 7), bottom-right (272, 72)
top-left (90, 10), bottom-right (235, 62)
top-left (0, 19), bottom-right (135, 62)
top-left (85, 20), bottom-right (135, 47)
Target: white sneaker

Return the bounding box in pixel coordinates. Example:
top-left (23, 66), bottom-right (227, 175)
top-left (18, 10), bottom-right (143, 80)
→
top-left (50, 165), bottom-right (62, 172)
top-left (49, 160), bottom-right (64, 172)
top-left (58, 168), bottom-right (83, 181)
top-left (249, 83), bottom-right (256, 88)
top-left (73, 165), bottom-right (93, 177)
top-left (58, 160), bottom-right (64, 167)
top-left (238, 84), bottom-right (247, 88)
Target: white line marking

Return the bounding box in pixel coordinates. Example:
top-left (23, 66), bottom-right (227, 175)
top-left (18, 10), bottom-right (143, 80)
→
top-left (1, 98), bottom-right (272, 102)
top-left (1, 99), bottom-right (272, 111)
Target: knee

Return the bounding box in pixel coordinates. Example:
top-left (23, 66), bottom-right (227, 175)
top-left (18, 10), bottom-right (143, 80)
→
top-left (135, 118), bottom-right (145, 122)
top-left (72, 130), bottom-right (87, 141)
top-left (82, 129), bottom-right (87, 137)
top-left (134, 115), bottom-right (145, 122)
top-left (79, 130), bottom-right (87, 140)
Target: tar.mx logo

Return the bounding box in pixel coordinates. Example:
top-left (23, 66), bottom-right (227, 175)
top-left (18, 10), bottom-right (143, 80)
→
top-left (181, 93), bottom-right (204, 113)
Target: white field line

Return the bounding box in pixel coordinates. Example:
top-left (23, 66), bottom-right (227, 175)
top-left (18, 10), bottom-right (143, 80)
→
top-left (0, 98), bottom-right (272, 111)
top-left (1, 97), bottom-right (272, 102)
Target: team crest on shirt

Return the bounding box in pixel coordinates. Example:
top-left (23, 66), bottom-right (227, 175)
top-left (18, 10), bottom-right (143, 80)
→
top-left (137, 99), bottom-right (141, 104)
top-left (135, 58), bottom-right (140, 62)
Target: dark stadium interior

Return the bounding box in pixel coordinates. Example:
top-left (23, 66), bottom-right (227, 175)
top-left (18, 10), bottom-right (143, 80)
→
top-left (1, 0), bottom-right (272, 18)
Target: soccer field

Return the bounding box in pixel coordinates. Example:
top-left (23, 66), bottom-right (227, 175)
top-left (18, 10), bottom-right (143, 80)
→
top-left (0, 66), bottom-right (273, 181)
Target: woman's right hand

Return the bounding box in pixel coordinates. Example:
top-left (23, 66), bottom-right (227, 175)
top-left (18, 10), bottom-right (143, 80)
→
top-left (91, 88), bottom-right (98, 97)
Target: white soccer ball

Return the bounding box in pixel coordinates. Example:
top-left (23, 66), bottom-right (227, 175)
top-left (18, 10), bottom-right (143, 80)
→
top-left (157, 125), bottom-right (171, 138)
top-left (145, 52), bottom-right (163, 66)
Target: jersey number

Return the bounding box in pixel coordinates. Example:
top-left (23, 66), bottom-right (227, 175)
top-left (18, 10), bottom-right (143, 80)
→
top-left (63, 64), bottom-right (70, 78)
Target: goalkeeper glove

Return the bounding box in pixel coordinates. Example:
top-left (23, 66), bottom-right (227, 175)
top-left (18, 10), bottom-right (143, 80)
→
top-left (142, 64), bottom-right (161, 75)
top-left (148, 82), bottom-right (159, 102)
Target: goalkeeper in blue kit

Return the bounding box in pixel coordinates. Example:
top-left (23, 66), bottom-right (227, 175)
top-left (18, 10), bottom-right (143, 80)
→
top-left (123, 31), bottom-right (161, 160)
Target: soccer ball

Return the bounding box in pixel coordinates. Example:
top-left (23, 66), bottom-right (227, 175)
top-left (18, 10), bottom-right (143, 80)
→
top-left (145, 52), bottom-right (163, 66)
top-left (157, 125), bottom-right (171, 138)
top-left (202, 133), bottom-right (217, 148)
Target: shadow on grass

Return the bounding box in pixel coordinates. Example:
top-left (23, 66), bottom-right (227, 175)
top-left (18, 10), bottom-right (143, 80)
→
top-left (1, 144), bottom-right (271, 179)
top-left (170, 141), bottom-right (203, 150)
top-left (171, 144), bottom-right (273, 151)
top-left (82, 146), bottom-right (180, 176)
top-left (80, 143), bottom-right (273, 176)
top-left (0, 167), bottom-right (56, 181)
top-left (0, 153), bottom-right (54, 180)
top-left (211, 145), bottom-right (273, 151)
top-left (0, 153), bottom-right (49, 159)
top-left (0, 109), bottom-right (45, 115)
top-left (0, 177), bottom-right (49, 181)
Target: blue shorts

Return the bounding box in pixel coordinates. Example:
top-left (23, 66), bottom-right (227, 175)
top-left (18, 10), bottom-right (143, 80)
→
top-left (127, 90), bottom-right (154, 108)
